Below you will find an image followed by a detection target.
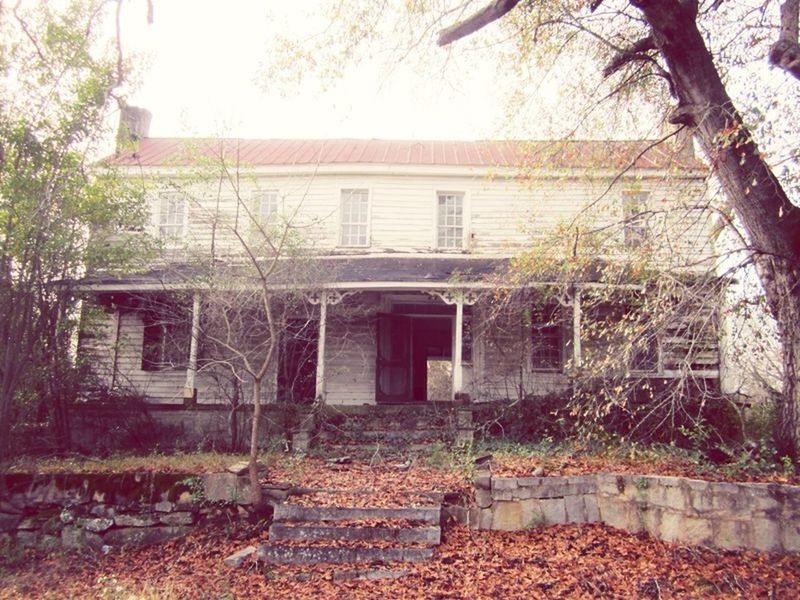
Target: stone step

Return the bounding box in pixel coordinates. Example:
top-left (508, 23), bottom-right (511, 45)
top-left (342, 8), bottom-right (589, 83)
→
top-left (256, 543), bottom-right (434, 565)
top-left (273, 504), bottom-right (441, 525)
top-left (319, 442), bottom-right (449, 458)
top-left (321, 429), bottom-right (453, 443)
top-left (269, 523), bottom-right (441, 545)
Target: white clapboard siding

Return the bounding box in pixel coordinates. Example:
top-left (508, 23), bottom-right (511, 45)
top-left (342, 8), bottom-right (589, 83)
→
top-left (144, 170), bottom-right (712, 262)
top-left (78, 308), bottom-right (118, 387)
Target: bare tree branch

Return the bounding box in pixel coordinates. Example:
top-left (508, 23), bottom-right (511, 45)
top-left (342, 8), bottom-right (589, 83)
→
top-left (602, 34), bottom-right (656, 78)
top-left (438, 0), bottom-right (522, 46)
top-left (769, 0), bottom-right (800, 80)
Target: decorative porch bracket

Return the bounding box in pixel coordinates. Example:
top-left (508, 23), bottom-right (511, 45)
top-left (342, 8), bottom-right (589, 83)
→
top-left (304, 289), bottom-right (360, 403)
top-left (426, 289), bottom-right (481, 401)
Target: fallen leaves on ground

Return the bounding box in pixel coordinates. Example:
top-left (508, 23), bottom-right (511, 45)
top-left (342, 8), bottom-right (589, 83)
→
top-left (266, 458), bottom-right (471, 506)
top-left (490, 451), bottom-right (800, 485)
top-left (2, 522), bottom-right (800, 599)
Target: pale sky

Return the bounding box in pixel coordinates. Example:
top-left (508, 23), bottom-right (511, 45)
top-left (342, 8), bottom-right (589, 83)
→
top-left (120, 0), bottom-right (514, 140)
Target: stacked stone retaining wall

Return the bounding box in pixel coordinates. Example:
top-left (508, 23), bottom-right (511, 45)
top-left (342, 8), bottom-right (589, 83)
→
top-left (0, 472), bottom-right (254, 551)
top-left (471, 472), bottom-right (800, 554)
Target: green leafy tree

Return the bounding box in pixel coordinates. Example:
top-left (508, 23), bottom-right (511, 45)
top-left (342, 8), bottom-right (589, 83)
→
top-left (0, 1), bottom-right (150, 464)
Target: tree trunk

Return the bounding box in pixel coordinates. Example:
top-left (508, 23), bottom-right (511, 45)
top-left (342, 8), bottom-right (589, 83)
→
top-left (634, 0), bottom-right (800, 458)
top-left (249, 377), bottom-right (263, 506)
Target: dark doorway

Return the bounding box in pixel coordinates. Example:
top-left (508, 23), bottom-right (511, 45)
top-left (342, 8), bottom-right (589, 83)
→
top-left (411, 317), bottom-right (452, 401)
top-left (278, 318), bottom-right (318, 404)
top-left (376, 312), bottom-right (453, 403)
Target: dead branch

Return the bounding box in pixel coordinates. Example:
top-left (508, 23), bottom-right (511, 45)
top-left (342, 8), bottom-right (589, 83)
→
top-left (437, 0), bottom-right (522, 46)
top-left (769, 0), bottom-right (800, 80)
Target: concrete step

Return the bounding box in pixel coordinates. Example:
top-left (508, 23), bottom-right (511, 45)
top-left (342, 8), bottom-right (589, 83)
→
top-left (256, 543), bottom-right (434, 565)
top-left (269, 523), bottom-right (441, 545)
top-left (273, 504), bottom-right (441, 525)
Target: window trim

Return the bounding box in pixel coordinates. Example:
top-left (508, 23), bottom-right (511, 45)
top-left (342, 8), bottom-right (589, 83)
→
top-left (338, 188), bottom-right (371, 248)
top-left (434, 191), bottom-right (468, 251)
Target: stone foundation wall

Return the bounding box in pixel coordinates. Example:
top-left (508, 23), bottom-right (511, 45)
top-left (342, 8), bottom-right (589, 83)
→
top-left (471, 472), bottom-right (800, 554)
top-left (0, 472), bottom-right (255, 551)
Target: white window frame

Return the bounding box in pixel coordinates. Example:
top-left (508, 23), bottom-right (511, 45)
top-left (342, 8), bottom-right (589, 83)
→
top-left (622, 190), bottom-right (650, 248)
top-left (156, 191), bottom-right (186, 246)
top-left (252, 190), bottom-right (279, 229)
top-left (338, 188), bottom-right (370, 248)
top-left (435, 191), bottom-right (467, 250)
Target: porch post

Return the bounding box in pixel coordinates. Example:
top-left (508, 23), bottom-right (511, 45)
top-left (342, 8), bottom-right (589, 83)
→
top-left (453, 292), bottom-right (464, 401)
top-left (572, 288), bottom-right (582, 368)
top-left (315, 290), bottom-right (328, 402)
top-left (184, 292), bottom-right (201, 399)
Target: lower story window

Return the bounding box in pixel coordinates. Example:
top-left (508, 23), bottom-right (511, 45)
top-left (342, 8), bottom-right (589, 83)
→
top-left (141, 307), bottom-right (191, 371)
top-left (531, 302), bottom-right (563, 370)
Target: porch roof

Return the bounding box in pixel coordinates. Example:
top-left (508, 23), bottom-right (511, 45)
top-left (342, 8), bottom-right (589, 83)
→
top-left (78, 256), bottom-right (513, 292)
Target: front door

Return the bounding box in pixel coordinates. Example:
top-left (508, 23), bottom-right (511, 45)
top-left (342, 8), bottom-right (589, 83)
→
top-left (375, 313), bottom-right (412, 403)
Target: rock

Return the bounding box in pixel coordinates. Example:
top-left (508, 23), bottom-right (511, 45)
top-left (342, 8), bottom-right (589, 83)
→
top-left (262, 483), bottom-right (292, 502)
top-left (78, 518), bottom-right (114, 533)
top-left (532, 466), bottom-right (545, 477)
top-left (473, 474), bottom-right (492, 491)
top-left (90, 505), bottom-right (115, 518)
top-left (0, 513), bottom-right (22, 532)
top-left (0, 500), bottom-right (23, 515)
top-left (474, 453), bottom-right (493, 469)
top-left (202, 473), bottom-right (244, 503)
top-left (223, 545), bottom-right (257, 568)
top-left (159, 512), bottom-right (195, 526)
top-left (16, 518), bottom-right (37, 531)
top-left (62, 526), bottom-right (104, 551)
top-left (154, 500), bottom-right (174, 513)
top-left (39, 534), bottom-right (61, 551)
top-left (114, 514), bottom-right (159, 528)
top-left (227, 461), bottom-right (266, 476)
top-left (326, 456), bottom-right (353, 465)
top-left (475, 488), bottom-right (493, 509)
top-left (16, 531), bottom-right (40, 547)
top-left (102, 526), bottom-right (190, 548)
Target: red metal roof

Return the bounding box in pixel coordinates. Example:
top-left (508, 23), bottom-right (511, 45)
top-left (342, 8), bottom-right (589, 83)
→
top-left (105, 138), bottom-right (705, 170)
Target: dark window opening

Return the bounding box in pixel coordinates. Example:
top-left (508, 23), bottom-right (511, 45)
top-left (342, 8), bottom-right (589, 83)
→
top-left (531, 302), bottom-right (563, 371)
top-left (142, 308), bottom-right (191, 371)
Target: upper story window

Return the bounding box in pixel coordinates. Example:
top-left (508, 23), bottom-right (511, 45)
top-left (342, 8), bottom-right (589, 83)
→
top-left (339, 189), bottom-right (369, 247)
top-left (157, 192), bottom-right (185, 243)
top-left (530, 302), bottom-right (564, 371)
top-left (437, 192), bottom-right (464, 250)
top-left (622, 190), bottom-right (650, 248)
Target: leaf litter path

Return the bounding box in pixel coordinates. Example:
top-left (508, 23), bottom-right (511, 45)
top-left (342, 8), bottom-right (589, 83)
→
top-left (264, 458), bottom-right (471, 507)
top-left (2, 522), bottom-right (800, 599)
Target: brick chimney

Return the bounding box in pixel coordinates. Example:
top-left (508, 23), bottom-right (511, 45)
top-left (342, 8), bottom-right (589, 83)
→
top-left (116, 105), bottom-right (152, 153)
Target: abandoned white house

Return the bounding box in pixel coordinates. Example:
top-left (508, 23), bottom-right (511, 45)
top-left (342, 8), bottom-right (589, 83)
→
top-left (77, 118), bottom-right (720, 444)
